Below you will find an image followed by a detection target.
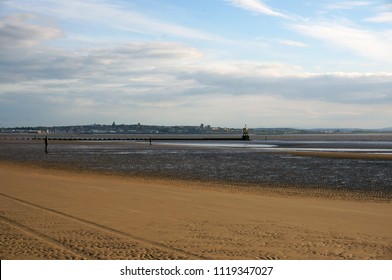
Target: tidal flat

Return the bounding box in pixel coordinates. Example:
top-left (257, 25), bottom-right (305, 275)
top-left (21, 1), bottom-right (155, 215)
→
top-left (1, 133), bottom-right (391, 201)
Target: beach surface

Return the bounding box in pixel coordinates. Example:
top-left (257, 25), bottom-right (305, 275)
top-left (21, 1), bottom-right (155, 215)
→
top-left (1, 162), bottom-right (391, 260)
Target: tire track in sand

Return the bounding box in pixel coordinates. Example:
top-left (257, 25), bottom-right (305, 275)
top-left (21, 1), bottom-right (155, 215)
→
top-left (0, 215), bottom-right (88, 259)
top-left (0, 192), bottom-right (207, 259)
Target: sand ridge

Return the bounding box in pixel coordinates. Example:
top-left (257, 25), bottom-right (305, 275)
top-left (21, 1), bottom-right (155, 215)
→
top-left (0, 162), bottom-right (391, 260)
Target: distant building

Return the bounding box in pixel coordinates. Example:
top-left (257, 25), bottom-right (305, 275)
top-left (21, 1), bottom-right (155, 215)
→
top-left (28, 129), bottom-right (48, 134)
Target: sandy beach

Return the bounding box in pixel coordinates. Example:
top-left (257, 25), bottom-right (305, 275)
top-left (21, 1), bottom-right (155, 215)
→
top-left (1, 161), bottom-right (391, 260)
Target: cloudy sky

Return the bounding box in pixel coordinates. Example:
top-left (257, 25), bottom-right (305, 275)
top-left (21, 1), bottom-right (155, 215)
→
top-left (1, 0), bottom-right (392, 128)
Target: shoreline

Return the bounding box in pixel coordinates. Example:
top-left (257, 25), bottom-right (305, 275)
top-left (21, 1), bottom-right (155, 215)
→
top-left (1, 161), bottom-right (391, 260)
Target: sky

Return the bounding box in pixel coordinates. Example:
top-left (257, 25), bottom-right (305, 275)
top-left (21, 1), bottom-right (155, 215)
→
top-left (1, 0), bottom-right (392, 129)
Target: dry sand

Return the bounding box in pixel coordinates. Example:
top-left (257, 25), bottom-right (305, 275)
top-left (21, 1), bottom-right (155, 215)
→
top-left (0, 162), bottom-right (391, 260)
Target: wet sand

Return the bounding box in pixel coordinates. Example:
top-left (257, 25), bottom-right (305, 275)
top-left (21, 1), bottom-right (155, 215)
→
top-left (0, 139), bottom-right (391, 201)
top-left (1, 162), bottom-right (391, 260)
top-left (284, 150), bottom-right (392, 161)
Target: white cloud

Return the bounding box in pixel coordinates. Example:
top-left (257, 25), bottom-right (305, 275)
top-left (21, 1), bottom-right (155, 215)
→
top-left (185, 65), bottom-right (392, 104)
top-left (74, 98), bottom-right (96, 107)
top-left (290, 21), bottom-right (392, 62)
top-left (326, 1), bottom-right (371, 10)
top-left (0, 14), bottom-right (64, 47)
top-left (2, 38), bottom-right (391, 99)
top-left (273, 39), bottom-right (309, 48)
top-left (4, 0), bottom-right (224, 42)
top-left (1, 47), bottom-right (391, 127)
top-left (226, 0), bottom-right (287, 18)
top-left (366, 12), bottom-right (392, 23)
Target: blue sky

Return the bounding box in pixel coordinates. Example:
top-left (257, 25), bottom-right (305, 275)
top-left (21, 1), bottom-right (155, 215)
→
top-left (1, 0), bottom-right (392, 128)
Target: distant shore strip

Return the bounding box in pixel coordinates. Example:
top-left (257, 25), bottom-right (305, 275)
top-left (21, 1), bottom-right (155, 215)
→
top-left (4, 136), bottom-right (248, 142)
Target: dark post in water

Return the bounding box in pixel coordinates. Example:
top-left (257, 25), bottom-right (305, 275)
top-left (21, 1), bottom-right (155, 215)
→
top-left (44, 136), bottom-right (48, 154)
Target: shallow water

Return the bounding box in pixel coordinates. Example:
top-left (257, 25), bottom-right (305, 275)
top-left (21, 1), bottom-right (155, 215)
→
top-left (159, 139), bottom-right (392, 154)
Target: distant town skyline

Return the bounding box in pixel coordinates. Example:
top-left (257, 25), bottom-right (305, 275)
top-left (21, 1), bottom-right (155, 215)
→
top-left (1, 0), bottom-right (392, 128)
top-left (3, 122), bottom-right (392, 133)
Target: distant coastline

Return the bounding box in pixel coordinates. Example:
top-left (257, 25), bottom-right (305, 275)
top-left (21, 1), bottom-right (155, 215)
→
top-left (2, 123), bottom-right (392, 135)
